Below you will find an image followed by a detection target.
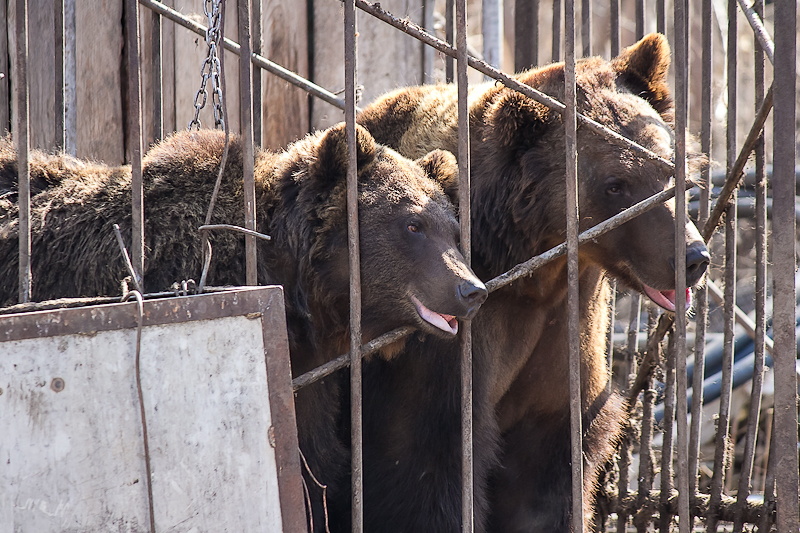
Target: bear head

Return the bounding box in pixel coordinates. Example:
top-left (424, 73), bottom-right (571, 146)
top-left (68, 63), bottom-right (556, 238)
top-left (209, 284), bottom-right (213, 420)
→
top-left (475, 33), bottom-right (709, 312)
top-left (270, 123), bottom-right (487, 347)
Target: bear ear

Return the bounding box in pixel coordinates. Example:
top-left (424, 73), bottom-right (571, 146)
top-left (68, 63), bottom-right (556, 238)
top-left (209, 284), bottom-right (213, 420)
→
top-left (612, 33), bottom-right (673, 119)
top-left (416, 149), bottom-right (460, 206)
top-left (314, 122), bottom-right (378, 186)
top-left (485, 89), bottom-right (554, 151)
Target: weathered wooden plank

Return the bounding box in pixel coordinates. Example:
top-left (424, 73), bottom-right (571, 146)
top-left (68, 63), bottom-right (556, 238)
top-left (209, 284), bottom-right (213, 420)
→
top-left (261, 0), bottom-right (310, 150)
top-left (0, 288), bottom-right (304, 532)
top-left (311, 0), bottom-right (425, 130)
top-left (74, 0), bottom-right (124, 163)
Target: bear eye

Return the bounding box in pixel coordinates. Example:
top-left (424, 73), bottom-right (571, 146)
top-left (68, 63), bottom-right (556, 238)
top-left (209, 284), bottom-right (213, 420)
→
top-left (605, 178), bottom-right (625, 196)
top-left (407, 223), bottom-right (421, 234)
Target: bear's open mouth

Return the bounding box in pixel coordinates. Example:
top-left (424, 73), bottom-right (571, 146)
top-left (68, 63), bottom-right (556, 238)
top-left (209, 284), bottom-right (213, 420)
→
top-left (410, 295), bottom-right (459, 335)
top-left (641, 284), bottom-right (692, 313)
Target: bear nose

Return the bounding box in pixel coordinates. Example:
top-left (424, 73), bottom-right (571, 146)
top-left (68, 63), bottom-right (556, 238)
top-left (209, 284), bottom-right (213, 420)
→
top-left (686, 242), bottom-right (710, 286)
top-left (458, 279), bottom-right (488, 314)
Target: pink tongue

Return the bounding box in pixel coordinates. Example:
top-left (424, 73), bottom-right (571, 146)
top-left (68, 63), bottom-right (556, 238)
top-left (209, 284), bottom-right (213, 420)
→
top-left (643, 286), bottom-right (692, 312)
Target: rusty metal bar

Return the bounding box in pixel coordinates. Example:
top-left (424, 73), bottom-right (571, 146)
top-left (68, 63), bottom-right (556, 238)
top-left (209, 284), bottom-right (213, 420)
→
top-left (54, 0), bottom-right (64, 149)
top-left (609, 0), bottom-right (619, 57)
top-left (634, 311), bottom-right (661, 533)
top-left (0, 0), bottom-right (8, 135)
top-left (125, 0), bottom-right (144, 290)
top-left (251, 0), bottom-right (261, 146)
top-left (771, 0), bottom-right (799, 530)
top-left (673, 0), bottom-right (690, 529)
top-left (455, 0), bottom-right (473, 529)
top-left (344, 0), bottom-right (363, 529)
top-left (659, 332), bottom-right (677, 533)
top-left (564, 2), bottom-right (584, 532)
top-left (616, 294), bottom-right (641, 532)
top-left (635, 0), bottom-right (644, 39)
top-left (63, 0), bottom-right (76, 155)
top-left (422, 0), bottom-right (435, 83)
top-left (581, 0), bottom-right (590, 56)
top-left (151, 7), bottom-right (163, 141)
top-left (708, 3), bottom-right (739, 527)
top-left (514, 0), bottom-right (538, 71)
top-left (238, 0), bottom-right (257, 287)
top-left (736, 0), bottom-right (774, 64)
top-left (15, 0), bottom-right (30, 304)
top-left (689, 0), bottom-right (713, 508)
top-left (482, 0), bottom-right (501, 73)
top-left (552, 0), bottom-right (561, 61)
top-left (732, 3), bottom-right (767, 527)
top-left (138, 0), bottom-right (348, 111)
top-left (446, 0), bottom-right (454, 83)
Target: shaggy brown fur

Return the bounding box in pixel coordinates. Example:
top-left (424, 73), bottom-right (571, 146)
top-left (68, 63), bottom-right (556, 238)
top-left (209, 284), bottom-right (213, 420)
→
top-left (357, 33), bottom-right (709, 531)
top-left (0, 125), bottom-right (487, 532)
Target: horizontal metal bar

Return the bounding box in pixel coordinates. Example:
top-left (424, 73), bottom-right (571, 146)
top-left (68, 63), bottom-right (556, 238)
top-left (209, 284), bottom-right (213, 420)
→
top-left (138, 0), bottom-right (349, 111)
top-left (291, 326), bottom-right (414, 390)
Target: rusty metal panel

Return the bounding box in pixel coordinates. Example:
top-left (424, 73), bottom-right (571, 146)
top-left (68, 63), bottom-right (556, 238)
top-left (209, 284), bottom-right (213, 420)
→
top-left (0, 287), bottom-right (305, 532)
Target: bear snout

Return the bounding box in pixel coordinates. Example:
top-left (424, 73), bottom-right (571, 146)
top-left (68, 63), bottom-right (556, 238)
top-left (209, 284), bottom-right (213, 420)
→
top-left (686, 241), bottom-right (710, 286)
top-left (458, 279), bottom-right (488, 317)
top-left (668, 241), bottom-right (710, 287)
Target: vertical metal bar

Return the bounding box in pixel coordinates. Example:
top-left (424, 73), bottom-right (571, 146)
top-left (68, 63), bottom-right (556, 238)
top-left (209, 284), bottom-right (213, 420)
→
top-left (238, 0), bottom-right (257, 286)
top-left (344, 1), bottom-right (363, 530)
top-left (482, 0), bottom-right (502, 74)
top-left (656, 0), bottom-right (665, 35)
top-left (616, 294), bottom-right (641, 532)
top-left (551, 0), bottom-right (561, 62)
top-left (514, 0), bottom-right (539, 71)
top-left (609, 0), bottom-right (619, 57)
top-left (422, 0), bottom-right (436, 83)
top-left (658, 332), bottom-right (676, 533)
top-left (54, 0), bottom-right (64, 149)
top-left (580, 0), bottom-right (590, 56)
top-left (635, 309), bottom-right (658, 533)
top-left (606, 283), bottom-right (616, 389)
top-left (708, 2), bottom-right (738, 528)
top-left (0, 0), bottom-right (8, 135)
top-left (689, 0), bottom-right (713, 512)
top-left (635, 0), bottom-right (644, 39)
top-left (771, 0), bottom-right (799, 530)
top-left (63, 0), bottom-right (76, 155)
top-left (455, 0), bottom-right (473, 530)
top-left (251, 0), bottom-right (261, 146)
top-left (731, 2), bottom-right (766, 531)
top-left (15, 0), bottom-right (31, 304)
top-left (446, 0), bottom-right (454, 83)
top-left (151, 7), bottom-right (163, 142)
top-left (564, 2), bottom-right (583, 532)
top-left (759, 409), bottom-right (777, 531)
top-left (673, 0), bottom-right (690, 528)
top-left (125, 0), bottom-right (144, 290)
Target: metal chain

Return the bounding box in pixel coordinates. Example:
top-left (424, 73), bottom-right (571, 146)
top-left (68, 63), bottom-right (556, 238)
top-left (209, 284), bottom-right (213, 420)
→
top-left (188, 0), bottom-right (225, 130)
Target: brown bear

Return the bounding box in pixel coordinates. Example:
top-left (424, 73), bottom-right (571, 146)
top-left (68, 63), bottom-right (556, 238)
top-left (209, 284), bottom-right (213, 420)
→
top-left (0, 124), bottom-right (488, 532)
top-left (356, 33), bottom-right (710, 531)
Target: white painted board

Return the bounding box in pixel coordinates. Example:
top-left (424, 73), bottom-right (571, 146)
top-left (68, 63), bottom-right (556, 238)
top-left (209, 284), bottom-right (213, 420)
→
top-left (0, 288), bottom-right (305, 533)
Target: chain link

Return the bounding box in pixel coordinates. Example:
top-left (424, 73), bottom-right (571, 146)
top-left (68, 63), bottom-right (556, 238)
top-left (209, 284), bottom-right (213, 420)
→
top-left (188, 0), bottom-right (226, 130)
